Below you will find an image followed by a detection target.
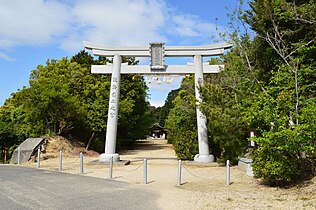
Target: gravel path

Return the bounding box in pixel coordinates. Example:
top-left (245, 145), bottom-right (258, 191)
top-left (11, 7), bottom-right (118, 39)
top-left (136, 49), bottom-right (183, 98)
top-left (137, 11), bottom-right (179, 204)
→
top-left (22, 139), bottom-right (316, 209)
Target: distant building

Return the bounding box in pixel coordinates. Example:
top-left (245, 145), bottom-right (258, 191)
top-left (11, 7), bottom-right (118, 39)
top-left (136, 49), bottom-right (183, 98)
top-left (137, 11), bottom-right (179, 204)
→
top-left (149, 123), bottom-right (167, 139)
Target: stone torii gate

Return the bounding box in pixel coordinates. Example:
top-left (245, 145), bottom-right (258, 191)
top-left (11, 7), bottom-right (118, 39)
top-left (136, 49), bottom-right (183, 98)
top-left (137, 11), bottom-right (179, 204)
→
top-left (84, 41), bottom-right (233, 163)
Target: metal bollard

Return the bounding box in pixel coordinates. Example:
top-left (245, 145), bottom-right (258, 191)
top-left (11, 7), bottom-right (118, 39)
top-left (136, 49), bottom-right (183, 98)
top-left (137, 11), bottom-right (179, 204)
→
top-left (226, 160), bottom-right (230, 186)
top-left (80, 152), bottom-right (84, 174)
top-left (37, 147), bottom-right (41, 168)
top-left (109, 156), bottom-right (113, 179)
top-left (59, 150), bottom-right (62, 171)
top-left (17, 146), bottom-right (21, 165)
top-left (177, 160), bottom-right (182, 186)
top-left (143, 159), bottom-right (147, 184)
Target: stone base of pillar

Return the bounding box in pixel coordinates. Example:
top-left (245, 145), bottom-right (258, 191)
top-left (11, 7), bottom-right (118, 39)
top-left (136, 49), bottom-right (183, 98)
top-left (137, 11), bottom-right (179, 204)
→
top-left (194, 154), bottom-right (214, 163)
top-left (99, 153), bottom-right (120, 162)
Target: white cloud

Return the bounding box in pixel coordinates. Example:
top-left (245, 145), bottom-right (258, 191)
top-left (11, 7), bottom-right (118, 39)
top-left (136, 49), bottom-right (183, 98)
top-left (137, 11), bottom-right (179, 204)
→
top-left (149, 99), bottom-right (165, 108)
top-left (0, 52), bottom-right (15, 62)
top-left (0, 0), bottom-right (70, 49)
top-left (0, 0), bottom-right (226, 58)
top-left (172, 14), bottom-right (209, 37)
top-left (168, 13), bottom-right (223, 45)
top-left (61, 0), bottom-right (168, 52)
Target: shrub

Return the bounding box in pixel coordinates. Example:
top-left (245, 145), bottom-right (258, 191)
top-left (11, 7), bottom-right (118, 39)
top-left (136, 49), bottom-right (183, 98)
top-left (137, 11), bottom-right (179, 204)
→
top-left (173, 129), bottom-right (198, 160)
top-left (252, 129), bottom-right (302, 186)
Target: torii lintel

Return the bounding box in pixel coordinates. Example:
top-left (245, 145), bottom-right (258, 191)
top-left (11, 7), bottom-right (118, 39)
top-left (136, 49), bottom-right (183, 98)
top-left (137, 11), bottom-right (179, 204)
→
top-left (83, 41), bottom-right (233, 57)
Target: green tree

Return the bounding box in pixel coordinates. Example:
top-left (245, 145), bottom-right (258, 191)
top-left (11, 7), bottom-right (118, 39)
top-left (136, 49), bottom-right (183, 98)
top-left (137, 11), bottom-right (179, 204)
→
top-left (70, 50), bottom-right (111, 149)
top-left (0, 51), bottom-right (152, 156)
top-left (147, 106), bottom-right (162, 125)
top-left (24, 59), bottom-right (85, 136)
top-left (0, 95), bottom-right (27, 157)
top-left (243, 0), bottom-right (316, 185)
top-left (200, 76), bottom-right (248, 163)
top-left (165, 76), bottom-right (198, 159)
top-left (158, 88), bottom-right (180, 126)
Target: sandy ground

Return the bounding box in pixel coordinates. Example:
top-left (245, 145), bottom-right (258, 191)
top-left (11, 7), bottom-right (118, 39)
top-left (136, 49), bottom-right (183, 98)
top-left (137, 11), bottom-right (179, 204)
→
top-left (23, 139), bottom-right (315, 210)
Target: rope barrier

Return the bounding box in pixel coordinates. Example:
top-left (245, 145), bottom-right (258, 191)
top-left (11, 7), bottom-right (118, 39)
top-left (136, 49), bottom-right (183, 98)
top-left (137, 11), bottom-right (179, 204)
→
top-left (36, 153), bottom-right (231, 186)
top-left (182, 163), bottom-right (221, 180)
top-left (58, 155), bottom-right (81, 170)
top-left (69, 156), bottom-right (81, 164)
top-left (114, 161), bottom-right (144, 172)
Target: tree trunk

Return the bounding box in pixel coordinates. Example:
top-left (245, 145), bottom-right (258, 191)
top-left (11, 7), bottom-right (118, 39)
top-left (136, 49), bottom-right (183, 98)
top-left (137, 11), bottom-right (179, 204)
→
top-left (85, 132), bottom-right (95, 150)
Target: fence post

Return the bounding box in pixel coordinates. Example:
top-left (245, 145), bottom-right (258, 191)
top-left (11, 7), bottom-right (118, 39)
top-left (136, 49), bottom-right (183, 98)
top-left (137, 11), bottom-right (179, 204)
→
top-left (143, 159), bottom-right (147, 184)
top-left (59, 150), bottom-right (62, 171)
top-left (37, 147), bottom-right (41, 168)
top-left (226, 160), bottom-right (230, 186)
top-left (17, 146), bottom-right (21, 165)
top-left (109, 156), bottom-right (113, 179)
top-left (177, 160), bottom-right (182, 187)
top-left (4, 149), bottom-right (6, 164)
top-left (80, 152), bottom-right (84, 174)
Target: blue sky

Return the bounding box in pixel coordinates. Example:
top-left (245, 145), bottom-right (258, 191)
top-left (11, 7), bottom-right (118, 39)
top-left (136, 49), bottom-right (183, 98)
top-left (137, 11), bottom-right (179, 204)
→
top-left (0, 0), bottom-right (243, 107)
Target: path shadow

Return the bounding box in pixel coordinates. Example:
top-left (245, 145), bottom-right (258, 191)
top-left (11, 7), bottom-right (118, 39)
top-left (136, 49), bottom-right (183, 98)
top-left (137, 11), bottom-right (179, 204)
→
top-left (147, 180), bottom-right (156, 184)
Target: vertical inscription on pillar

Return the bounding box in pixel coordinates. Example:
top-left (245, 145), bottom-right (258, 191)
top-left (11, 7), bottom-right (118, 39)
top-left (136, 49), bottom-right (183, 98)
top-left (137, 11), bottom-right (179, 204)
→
top-left (109, 77), bottom-right (118, 118)
top-left (150, 42), bottom-right (165, 70)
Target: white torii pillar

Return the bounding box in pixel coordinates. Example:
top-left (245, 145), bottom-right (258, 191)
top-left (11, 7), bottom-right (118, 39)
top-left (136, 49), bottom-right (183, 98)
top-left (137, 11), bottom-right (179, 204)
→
top-left (101, 54), bottom-right (121, 162)
top-left (84, 42), bottom-right (233, 163)
top-left (193, 54), bottom-right (213, 162)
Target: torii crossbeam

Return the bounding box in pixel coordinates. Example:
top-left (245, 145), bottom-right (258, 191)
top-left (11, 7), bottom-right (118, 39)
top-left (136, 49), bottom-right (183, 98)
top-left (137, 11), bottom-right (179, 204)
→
top-left (84, 41), bottom-right (233, 163)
